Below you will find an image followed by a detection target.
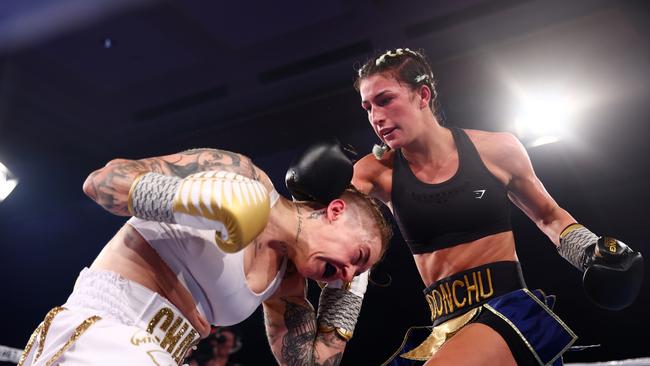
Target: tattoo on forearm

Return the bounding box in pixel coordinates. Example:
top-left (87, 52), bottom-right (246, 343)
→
top-left (317, 332), bottom-right (345, 349)
top-left (318, 353), bottom-right (343, 366)
top-left (279, 300), bottom-right (344, 366)
top-left (281, 300), bottom-right (317, 366)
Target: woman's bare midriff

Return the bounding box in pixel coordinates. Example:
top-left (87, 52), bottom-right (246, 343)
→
top-left (412, 231), bottom-right (517, 286)
top-left (90, 224), bottom-right (212, 337)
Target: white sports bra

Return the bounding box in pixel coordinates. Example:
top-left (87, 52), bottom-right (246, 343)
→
top-left (127, 189), bottom-right (286, 326)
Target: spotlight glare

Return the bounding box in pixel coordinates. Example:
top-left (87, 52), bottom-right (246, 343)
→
top-left (0, 180), bottom-right (18, 202)
top-left (513, 92), bottom-right (576, 147)
top-left (0, 162), bottom-right (18, 203)
top-left (528, 135), bottom-right (561, 148)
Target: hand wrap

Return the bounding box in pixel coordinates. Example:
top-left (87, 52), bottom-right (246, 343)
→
top-left (558, 224), bottom-right (598, 271)
top-left (316, 271), bottom-right (369, 341)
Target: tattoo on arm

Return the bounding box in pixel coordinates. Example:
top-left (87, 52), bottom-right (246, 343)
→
top-left (87, 148), bottom-right (259, 215)
top-left (314, 332), bottom-right (344, 366)
top-left (316, 332), bottom-right (344, 349)
top-left (317, 353), bottom-right (343, 366)
top-left (124, 148), bottom-right (250, 179)
top-left (90, 160), bottom-right (154, 213)
top-left (279, 299), bottom-right (345, 366)
top-left (173, 149), bottom-right (245, 177)
top-left (281, 300), bottom-right (317, 366)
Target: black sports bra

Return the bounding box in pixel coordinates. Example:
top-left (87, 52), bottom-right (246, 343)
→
top-left (391, 127), bottom-right (512, 254)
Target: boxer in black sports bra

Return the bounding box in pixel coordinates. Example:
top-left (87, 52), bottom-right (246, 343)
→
top-left (285, 47), bottom-right (643, 366)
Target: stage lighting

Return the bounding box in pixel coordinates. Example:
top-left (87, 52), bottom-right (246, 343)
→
top-left (513, 93), bottom-right (576, 148)
top-left (0, 162), bottom-right (18, 203)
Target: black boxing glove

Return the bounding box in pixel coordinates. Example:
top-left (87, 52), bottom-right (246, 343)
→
top-left (558, 224), bottom-right (644, 310)
top-left (285, 138), bottom-right (355, 204)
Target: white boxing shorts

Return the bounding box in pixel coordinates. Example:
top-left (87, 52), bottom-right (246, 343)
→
top-left (19, 268), bottom-right (200, 366)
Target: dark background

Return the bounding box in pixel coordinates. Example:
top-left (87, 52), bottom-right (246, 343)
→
top-left (1, 0), bottom-right (649, 364)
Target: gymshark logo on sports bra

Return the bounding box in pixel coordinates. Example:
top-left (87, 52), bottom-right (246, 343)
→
top-left (473, 189), bottom-right (486, 199)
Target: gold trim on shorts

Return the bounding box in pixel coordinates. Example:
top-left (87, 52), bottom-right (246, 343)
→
top-left (483, 289), bottom-right (577, 366)
top-left (398, 307), bottom-right (480, 361)
top-left (18, 307), bottom-right (102, 366)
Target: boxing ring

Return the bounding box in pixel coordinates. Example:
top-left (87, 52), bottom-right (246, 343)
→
top-left (3, 344), bottom-right (649, 365)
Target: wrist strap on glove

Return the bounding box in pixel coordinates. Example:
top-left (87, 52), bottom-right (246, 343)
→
top-left (316, 272), bottom-right (368, 341)
top-left (317, 288), bottom-right (362, 341)
top-left (558, 224), bottom-right (597, 270)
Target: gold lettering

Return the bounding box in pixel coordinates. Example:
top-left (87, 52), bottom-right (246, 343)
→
top-left (431, 289), bottom-right (444, 318)
top-left (130, 331), bottom-right (158, 346)
top-left (464, 272), bottom-right (479, 305)
top-left (173, 329), bottom-right (199, 363)
top-left (147, 308), bottom-right (174, 334)
top-left (478, 268), bottom-right (494, 299)
top-left (452, 280), bottom-right (466, 308)
top-left (160, 318), bottom-right (188, 353)
top-left (606, 238), bottom-right (617, 253)
top-left (440, 282), bottom-right (454, 314)
top-left (428, 266), bottom-right (504, 323)
top-left (425, 293), bottom-right (436, 320)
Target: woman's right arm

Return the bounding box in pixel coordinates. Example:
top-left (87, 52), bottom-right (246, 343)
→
top-left (83, 148), bottom-right (260, 216)
top-left (352, 153), bottom-right (391, 203)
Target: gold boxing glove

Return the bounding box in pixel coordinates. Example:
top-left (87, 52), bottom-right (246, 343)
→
top-left (129, 171), bottom-right (270, 253)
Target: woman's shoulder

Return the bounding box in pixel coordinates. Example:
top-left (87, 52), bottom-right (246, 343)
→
top-left (355, 150), bottom-right (394, 173)
top-left (463, 128), bottom-right (518, 144)
top-left (463, 128), bottom-right (524, 157)
top-left (462, 128), bottom-right (531, 179)
top-left (353, 150), bottom-right (394, 200)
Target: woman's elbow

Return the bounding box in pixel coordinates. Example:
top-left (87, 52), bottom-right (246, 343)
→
top-left (82, 169), bottom-right (101, 199)
top-left (83, 158), bottom-right (130, 196)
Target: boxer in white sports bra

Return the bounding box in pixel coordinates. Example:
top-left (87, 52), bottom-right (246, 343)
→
top-left (18, 148), bottom-right (391, 366)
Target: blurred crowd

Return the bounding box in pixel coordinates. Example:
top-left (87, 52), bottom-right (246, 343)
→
top-left (185, 326), bottom-right (243, 366)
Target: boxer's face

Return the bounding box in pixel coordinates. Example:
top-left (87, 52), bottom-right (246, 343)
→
top-left (298, 233), bottom-right (380, 283)
top-left (359, 73), bottom-right (425, 150)
top-left (293, 200), bottom-right (382, 282)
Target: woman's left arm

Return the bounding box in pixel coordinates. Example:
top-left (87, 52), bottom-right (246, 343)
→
top-left (494, 132), bottom-right (643, 310)
top-left (495, 133), bottom-right (575, 247)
